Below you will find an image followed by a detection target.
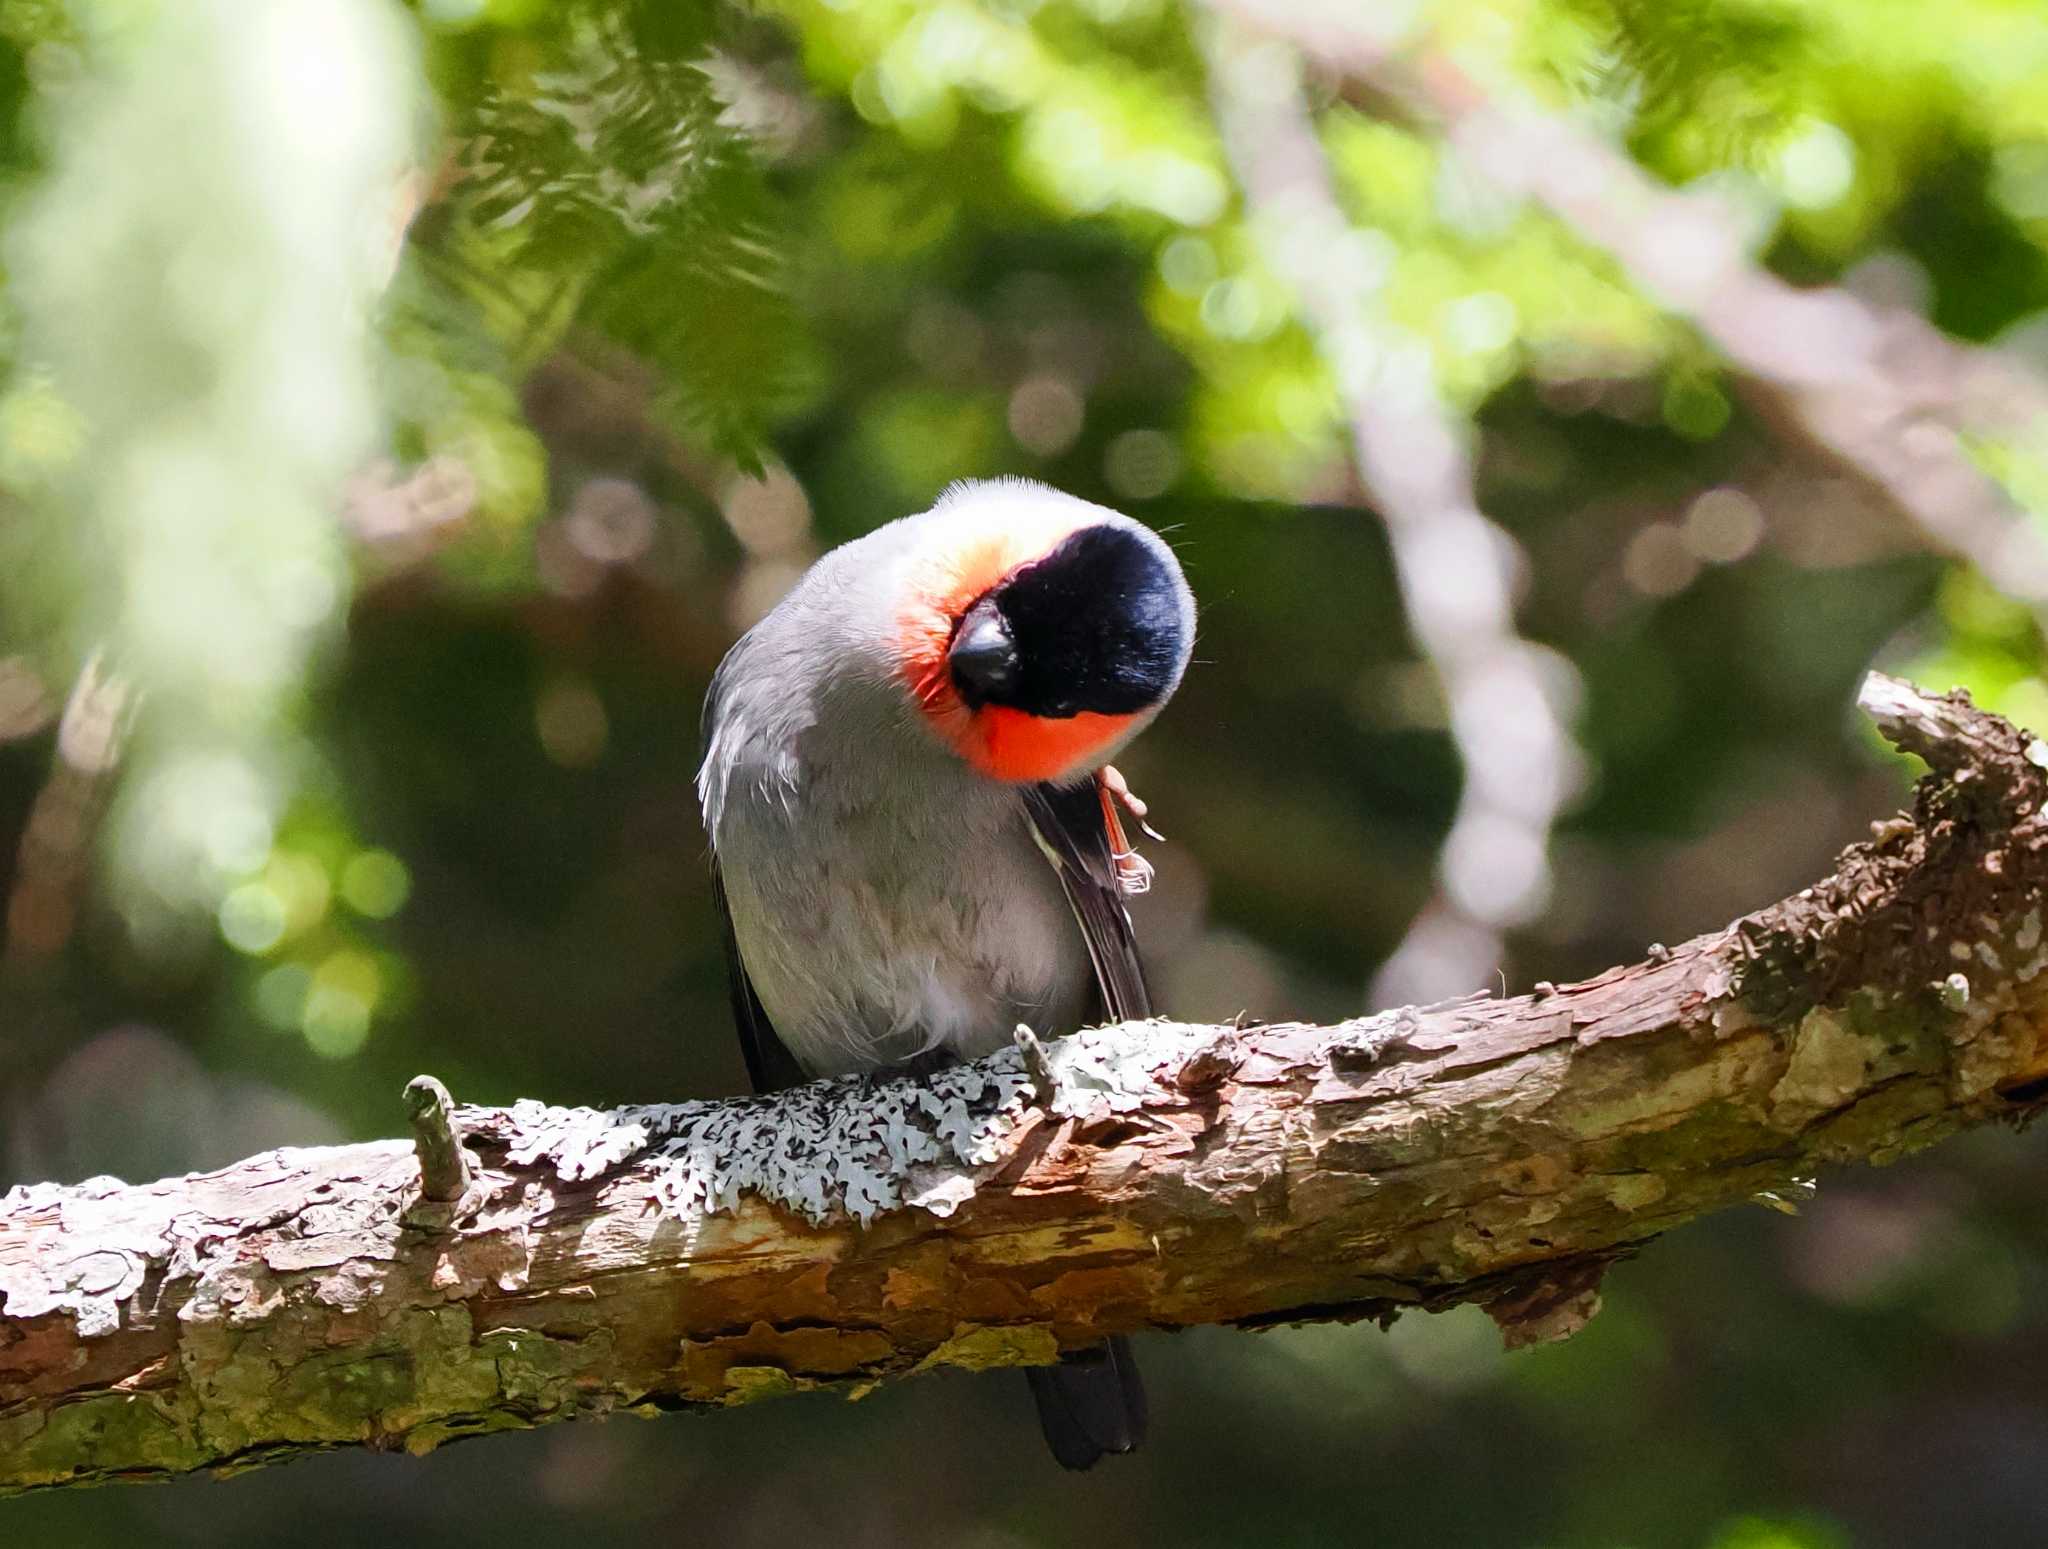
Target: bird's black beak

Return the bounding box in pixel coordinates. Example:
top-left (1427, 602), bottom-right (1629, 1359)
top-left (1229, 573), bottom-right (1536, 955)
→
top-left (948, 598), bottom-right (1020, 708)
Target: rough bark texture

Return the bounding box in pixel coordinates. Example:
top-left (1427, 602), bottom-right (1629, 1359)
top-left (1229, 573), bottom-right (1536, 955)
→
top-left (7, 674), bottom-right (2048, 1495)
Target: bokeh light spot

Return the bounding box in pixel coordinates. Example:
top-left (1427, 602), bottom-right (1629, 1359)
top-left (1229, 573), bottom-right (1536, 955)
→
top-left (1441, 291), bottom-right (1518, 356)
top-left (302, 949), bottom-right (380, 1058)
top-left (1771, 119), bottom-right (1857, 211)
top-left (1623, 522), bottom-right (1701, 598)
top-left (340, 849), bottom-right (411, 920)
top-left (1199, 276), bottom-right (1282, 341)
top-left (566, 476), bottom-right (656, 566)
top-left (1684, 488), bottom-right (1766, 564)
top-left (1007, 374), bottom-right (1084, 457)
top-left (721, 467), bottom-right (813, 558)
top-left (536, 674), bottom-right (609, 768)
top-left (266, 849), bottom-right (332, 937)
top-left (302, 986), bottom-right (371, 1058)
top-left (1104, 429), bottom-right (1181, 500)
top-left (1158, 235), bottom-right (1217, 296)
top-left (218, 882), bottom-right (287, 955)
top-left (253, 962), bottom-right (311, 1032)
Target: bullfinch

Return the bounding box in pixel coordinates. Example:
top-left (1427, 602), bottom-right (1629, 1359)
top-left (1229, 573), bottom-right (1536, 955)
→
top-left (697, 477), bottom-right (1196, 1469)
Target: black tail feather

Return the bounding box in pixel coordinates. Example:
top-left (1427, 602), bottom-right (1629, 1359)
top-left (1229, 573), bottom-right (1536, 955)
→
top-left (1023, 1336), bottom-right (1147, 1471)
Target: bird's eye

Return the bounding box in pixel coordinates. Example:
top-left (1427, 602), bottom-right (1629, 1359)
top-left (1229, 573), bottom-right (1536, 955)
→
top-left (947, 596), bottom-right (1020, 708)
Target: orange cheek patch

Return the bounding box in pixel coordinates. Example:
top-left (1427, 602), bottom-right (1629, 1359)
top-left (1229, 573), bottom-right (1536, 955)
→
top-left (895, 499), bottom-right (1130, 783)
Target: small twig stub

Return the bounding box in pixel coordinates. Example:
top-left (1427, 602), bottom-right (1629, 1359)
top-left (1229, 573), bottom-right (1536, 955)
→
top-left (404, 1074), bottom-right (473, 1203)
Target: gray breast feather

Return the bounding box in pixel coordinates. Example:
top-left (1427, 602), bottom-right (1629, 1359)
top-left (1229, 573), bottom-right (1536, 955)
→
top-left (699, 556), bottom-right (1093, 1078)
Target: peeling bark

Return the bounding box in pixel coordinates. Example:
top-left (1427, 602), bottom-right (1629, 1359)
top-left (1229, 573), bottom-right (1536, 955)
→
top-left (6, 674), bottom-right (2048, 1494)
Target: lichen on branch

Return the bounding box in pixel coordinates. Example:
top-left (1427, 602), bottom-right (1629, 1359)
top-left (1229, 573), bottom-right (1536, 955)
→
top-left (5, 674), bottom-right (2048, 1496)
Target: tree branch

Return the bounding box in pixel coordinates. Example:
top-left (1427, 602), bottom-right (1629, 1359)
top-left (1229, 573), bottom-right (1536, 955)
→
top-left (7, 674), bottom-right (2048, 1494)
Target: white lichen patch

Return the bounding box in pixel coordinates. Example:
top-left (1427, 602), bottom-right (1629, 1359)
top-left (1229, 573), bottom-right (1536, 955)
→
top-left (494, 1021), bottom-right (1218, 1227)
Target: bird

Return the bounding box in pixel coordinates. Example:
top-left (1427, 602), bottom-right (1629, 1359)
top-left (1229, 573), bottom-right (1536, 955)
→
top-left (696, 476), bottom-right (1195, 1469)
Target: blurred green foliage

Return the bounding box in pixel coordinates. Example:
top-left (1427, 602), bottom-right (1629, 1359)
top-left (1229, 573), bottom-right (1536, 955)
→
top-left (4, 0), bottom-right (2048, 1545)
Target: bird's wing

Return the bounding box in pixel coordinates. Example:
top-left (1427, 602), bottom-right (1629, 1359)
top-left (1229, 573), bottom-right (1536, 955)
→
top-left (1022, 773), bottom-right (1153, 1024)
top-left (1022, 773), bottom-right (1156, 1469)
top-left (711, 856), bottom-right (810, 1093)
top-left (702, 662), bottom-right (809, 1096)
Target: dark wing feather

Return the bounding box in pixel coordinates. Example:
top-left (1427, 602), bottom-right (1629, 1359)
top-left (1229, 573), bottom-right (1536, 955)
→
top-left (711, 856), bottom-right (809, 1094)
top-left (1021, 776), bottom-right (1152, 1023)
top-left (1020, 773), bottom-right (1153, 1468)
top-left (1024, 1334), bottom-right (1147, 1470)
top-left (702, 661), bottom-right (807, 1095)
